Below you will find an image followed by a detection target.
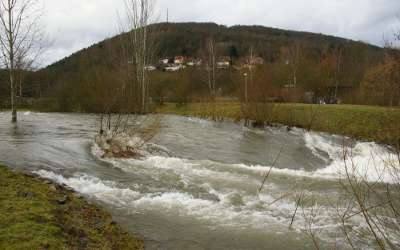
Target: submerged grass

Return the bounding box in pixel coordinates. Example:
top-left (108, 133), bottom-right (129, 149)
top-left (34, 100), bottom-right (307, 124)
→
top-left (0, 165), bottom-right (144, 250)
top-left (156, 102), bottom-right (400, 146)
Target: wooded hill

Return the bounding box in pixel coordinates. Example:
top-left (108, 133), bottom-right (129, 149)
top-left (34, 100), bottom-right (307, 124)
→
top-left (45, 22), bottom-right (382, 73)
top-left (2, 22), bottom-right (386, 111)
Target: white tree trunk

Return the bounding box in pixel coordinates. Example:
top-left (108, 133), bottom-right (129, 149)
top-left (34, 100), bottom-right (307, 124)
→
top-left (0, 0), bottom-right (44, 123)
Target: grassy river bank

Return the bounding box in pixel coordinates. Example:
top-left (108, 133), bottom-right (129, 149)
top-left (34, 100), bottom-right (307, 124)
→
top-left (3, 101), bottom-right (399, 145)
top-left (156, 102), bottom-right (400, 146)
top-left (0, 165), bottom-right (144, 250)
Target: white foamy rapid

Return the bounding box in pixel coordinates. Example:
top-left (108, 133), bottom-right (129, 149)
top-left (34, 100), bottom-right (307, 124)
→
top-left (34, 170), bottom-right (141, 207)
top-left (95, 140), bottom-right (399, 186)
top-left (33, 169), bottom-right (342, 238)
top-left (304, 132), bottom-right (400, 183)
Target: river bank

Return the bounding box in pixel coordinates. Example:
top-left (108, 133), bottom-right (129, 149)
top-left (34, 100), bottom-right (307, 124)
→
top-left (0, 165), bottom-right (144, 250)
top-left (156, 102), bottom-right (400, 146)
top-left (3, 101), bottom-right (398, 146)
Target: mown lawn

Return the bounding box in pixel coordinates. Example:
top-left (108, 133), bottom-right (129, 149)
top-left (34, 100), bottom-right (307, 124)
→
top-left (0, 165), bottom-right (144, 250)
top-left (157, 102), bottom-right (400, 146)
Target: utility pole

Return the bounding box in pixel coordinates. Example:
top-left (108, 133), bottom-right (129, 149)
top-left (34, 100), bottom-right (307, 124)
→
top-left (244, 73), bottom-right (248, 103)
top-left (167, 8), bottom-right (169, 23)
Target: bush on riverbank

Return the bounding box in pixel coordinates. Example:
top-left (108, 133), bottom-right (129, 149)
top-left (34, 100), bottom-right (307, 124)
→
top-left (0, 165), bottom-right (144, 250)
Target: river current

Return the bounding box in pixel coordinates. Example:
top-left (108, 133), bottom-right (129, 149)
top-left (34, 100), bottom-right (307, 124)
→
top-left (0, 112), bottom-right (398, 249)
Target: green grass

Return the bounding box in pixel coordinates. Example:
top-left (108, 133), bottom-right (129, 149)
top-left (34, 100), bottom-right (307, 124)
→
top-left (0, 165), bottom-right (144, 250)
top-left (157, 102), bottom-right (400, 146)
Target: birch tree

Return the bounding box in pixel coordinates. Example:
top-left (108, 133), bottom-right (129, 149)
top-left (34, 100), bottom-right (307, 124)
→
top-left (123, 0), bottom-right (156, 114)
top-left (0, 0), bottom-right (43, 123)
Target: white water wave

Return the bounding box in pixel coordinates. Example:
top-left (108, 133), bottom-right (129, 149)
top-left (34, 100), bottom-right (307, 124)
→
top-left (98, 153), bottom-right (256, 187)
top-left (304, 132), bottom-right (399, 183)
top-left (185, 117), bottom-right (213, 127)
top-left (34, 170), bottom-right (141, 207)
top-left (34, 165), bottom-right (398, 250)
top-left (33, 169), bottom-right (344, 236)
top-left (103, 151), bottom-right (399, 185)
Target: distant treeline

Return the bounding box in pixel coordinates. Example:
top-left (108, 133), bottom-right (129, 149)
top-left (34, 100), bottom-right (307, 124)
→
top-left (2, 22), bottom-right (398, 112)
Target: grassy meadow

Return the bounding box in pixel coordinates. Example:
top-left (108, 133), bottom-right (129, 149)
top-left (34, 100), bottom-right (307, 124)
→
top-left (157, 102), bottom-right (400, 146)
top-left (0, 165), bottom-right (144, 250)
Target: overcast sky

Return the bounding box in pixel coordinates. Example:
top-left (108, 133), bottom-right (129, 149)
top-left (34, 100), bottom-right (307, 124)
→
top-left (41, 0), bottom-right (400, 66)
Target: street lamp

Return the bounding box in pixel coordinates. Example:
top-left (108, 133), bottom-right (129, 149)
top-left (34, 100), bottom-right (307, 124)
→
top-left (243, 73), bottom-right (248, 103)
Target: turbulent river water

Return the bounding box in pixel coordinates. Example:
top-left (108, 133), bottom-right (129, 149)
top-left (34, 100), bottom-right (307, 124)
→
top-left (0, 112), bottom-right (398, 249)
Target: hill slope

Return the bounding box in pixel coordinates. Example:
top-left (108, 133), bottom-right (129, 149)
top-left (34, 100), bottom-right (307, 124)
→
top-left (24, 22), bottom-right (385, 112)
top-left (44, 22), bottom-right (381, 75)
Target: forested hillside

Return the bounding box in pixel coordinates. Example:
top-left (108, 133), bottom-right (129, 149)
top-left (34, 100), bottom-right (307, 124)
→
top-left (2, 22), bottom-right (387, 112)
top-left (44, 22), bottom-right (382, 75)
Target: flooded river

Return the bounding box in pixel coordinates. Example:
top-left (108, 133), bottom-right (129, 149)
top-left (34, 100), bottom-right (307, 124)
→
top-left (0, 112), bottom-right (398, 249)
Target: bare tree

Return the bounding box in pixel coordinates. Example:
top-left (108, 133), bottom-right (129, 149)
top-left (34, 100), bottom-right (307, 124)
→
top-left (15, 36), bottom-right (45, 98)
top-left (332, 46), bottom-right (343, 103)
top-left (282, 42), bottom-right (303, 88)
top-left (205, 37), bottom-right (217, 99)
top-left (123, 0), bottom-right (156, 114)
top-left (201, 37), bottom-right (219, 121)
top-left (95, 0), bottom-right (161, 159)
top-left (247, 46), bottom-right (255, 92)
top-left (0, 0), bottom-right (44, 123)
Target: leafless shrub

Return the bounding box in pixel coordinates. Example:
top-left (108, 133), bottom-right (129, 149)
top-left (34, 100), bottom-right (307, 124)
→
top-left (305, 104), bottom-right (321, 131)
top-left (299, 138), bottom-right (400, 249)
top-left (339, 143), bottom-right (400, 249)
top-left (95, 0), bottom-right (162, 159)
top-left (300, 195), bottom-right (322, 250)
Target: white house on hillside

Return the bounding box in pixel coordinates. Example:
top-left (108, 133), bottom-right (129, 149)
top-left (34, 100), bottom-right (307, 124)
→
top-left (165, 64), bottom-right (182, 72)
top-left (159, 58), bottom-right (169, 64)
top-left (174, 56), bottom-right (185, 64)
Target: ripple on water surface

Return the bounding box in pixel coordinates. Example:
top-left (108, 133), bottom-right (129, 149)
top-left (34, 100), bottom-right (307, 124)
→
top-left (1, 113), bottom-right (399, 249)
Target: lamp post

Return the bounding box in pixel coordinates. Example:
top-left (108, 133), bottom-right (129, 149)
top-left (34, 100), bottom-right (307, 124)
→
top-left (243, 73), bottom-right (248, 103)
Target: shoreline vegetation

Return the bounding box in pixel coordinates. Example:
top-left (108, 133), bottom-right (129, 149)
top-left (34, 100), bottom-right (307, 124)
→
top-left (2, 101), bottom-right (399, 146)
top-left (0, 165), bottom-right (144, 250)
top-left (156, 102), bottom-right (400, 147)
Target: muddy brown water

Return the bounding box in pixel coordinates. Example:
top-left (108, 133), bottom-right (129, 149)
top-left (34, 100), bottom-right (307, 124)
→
top-left (0, 112), bottom-right (398, 249)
